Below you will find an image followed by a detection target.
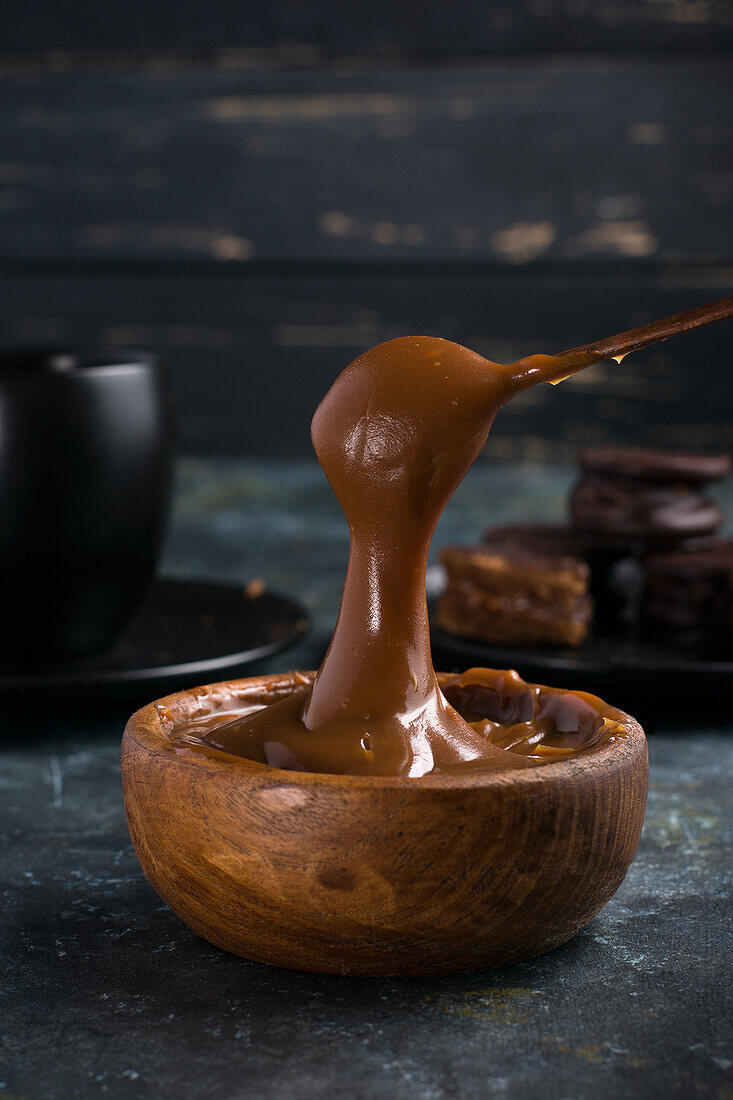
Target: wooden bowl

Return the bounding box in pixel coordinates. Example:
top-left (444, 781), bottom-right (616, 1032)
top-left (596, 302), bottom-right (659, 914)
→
top-left (122, 671), bottom-right (648, 977)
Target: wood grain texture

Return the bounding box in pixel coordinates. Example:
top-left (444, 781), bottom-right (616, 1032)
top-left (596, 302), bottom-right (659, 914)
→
top-left (121, 671), bottom-right (648, 976)
top-left (0, 60), bottom-right (730, 264)
top-left (551, 294), bottom-right (733, 366)
top-left (4, 0), bottom-right (733, 58)
top-left (2, 265), bottom-right (731, 458)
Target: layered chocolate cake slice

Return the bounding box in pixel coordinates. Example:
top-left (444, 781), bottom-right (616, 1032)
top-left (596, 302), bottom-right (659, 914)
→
top-left (481, 521), bottom-right (642, 632)
top-left (437, 537), bottom-right (592, 649)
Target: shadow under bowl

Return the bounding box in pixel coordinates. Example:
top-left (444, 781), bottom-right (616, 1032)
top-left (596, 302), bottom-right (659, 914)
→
top-left (121, 671), bottom-right (648, 977)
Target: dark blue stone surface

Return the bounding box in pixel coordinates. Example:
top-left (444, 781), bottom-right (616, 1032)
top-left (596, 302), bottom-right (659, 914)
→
top-left (2, 459), bottom-right (731, 1099)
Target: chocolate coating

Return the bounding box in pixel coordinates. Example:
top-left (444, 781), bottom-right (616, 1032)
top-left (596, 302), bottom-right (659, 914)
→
top-left (578, 446), bottom-right (731, 486)
top-left (482, 522), bottom-right (597, 558)
top-left (570, 476), bottom-right (723, 541)
top-left (642, 538), bottom-right (733, 644)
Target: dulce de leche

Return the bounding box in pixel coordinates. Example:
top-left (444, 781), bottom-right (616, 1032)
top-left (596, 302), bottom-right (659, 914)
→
top-left (172, 337), bottom-right (625, 776)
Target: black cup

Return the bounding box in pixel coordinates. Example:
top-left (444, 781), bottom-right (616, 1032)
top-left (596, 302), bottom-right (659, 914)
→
top-left (0, 349), bottom-right (174, 660)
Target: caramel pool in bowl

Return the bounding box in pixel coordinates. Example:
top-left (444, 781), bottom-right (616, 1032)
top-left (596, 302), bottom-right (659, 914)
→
top-left (122, 669), bottom-right (648, 977)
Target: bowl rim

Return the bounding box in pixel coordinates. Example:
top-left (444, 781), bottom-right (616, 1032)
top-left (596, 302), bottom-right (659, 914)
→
top-left (123, 670), bottom-right (647, 791)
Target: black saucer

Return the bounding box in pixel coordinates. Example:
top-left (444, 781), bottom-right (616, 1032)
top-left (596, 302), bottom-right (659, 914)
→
top-left (0, 579), bottom-right (309, 701)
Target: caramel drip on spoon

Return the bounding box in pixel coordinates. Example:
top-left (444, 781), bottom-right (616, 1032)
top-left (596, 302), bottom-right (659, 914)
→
top-left (510, 294), bottom-right (733, 389)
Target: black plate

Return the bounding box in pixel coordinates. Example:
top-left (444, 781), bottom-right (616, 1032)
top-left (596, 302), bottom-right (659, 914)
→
top-left (430, 613), bottom-right (733, 719)
top-left (0, 579), bottom-right (309, 700)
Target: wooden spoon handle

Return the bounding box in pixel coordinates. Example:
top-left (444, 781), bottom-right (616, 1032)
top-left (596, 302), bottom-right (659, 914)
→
top-left (556, 294), bottom-right (733, 369)
top-left (509, 294), bottom-right (733, 388)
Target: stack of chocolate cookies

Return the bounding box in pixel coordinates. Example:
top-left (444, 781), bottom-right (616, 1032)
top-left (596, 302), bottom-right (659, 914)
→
top-left (571, 447), bottom-right (731, 646)
top-left (643, 541), bottom-right (733, 644)
top-left (570, 447), bottom-right (727, 548)
top-left (436, 446), bottom-right (731, 651)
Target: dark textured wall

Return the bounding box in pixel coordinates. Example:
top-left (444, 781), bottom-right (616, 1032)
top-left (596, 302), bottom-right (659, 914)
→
top-left (0, 2), bottom-right (731, 457)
